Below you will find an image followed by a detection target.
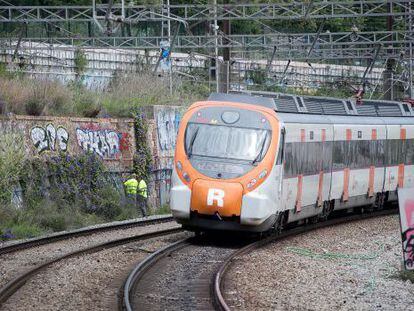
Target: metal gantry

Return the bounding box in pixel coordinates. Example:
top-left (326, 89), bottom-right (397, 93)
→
top-left (0, 0), bottom-right (413, 98)
top-left (1, 29), bottom-right (412, 60)
top-left (1, 1), bottom-right (413, 22)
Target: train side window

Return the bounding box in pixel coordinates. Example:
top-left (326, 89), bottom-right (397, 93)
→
top-left (284, 143), bottom-right (294, 177)
top-left (322, 141), bottom-right (333, 172)
top-left (386, 139), bottom-right (401, 166)
top-left (371, 140), bottom-right (385, 167)
top-left (276, 128), bottom-right (285, 165)
top-left (406, 139), bottom-right (414, 165)
top-left (332, 141), bottom-right (346, 170)
top-left (403, 104), bottom-right (410, 113)
top-left (400, 139), bottom-right (407, 164)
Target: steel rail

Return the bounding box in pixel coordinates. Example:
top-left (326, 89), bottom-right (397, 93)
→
top-left (0, 215), bottom-right (173, 256)
top-left (121, 236), bottom-right (193, 311)
top-left (213, 208), bottom-right (397, 311)
top-left (0, 226), bottom-right (182, 307)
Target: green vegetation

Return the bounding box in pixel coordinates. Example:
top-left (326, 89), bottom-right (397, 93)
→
top-left (392, 269), bottom-right (414, 284)
top-left (0, 71), bottom-right (205, 118)
top-left (133, 113), bottom-right (152, 182)
top-left (0, 140), bottom-right (139, 240)
top-left (73, 48), bottom-right (88, 79)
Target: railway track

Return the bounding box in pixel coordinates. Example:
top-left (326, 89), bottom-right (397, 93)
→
top-left (0, 215), bottom-right (173, 255)
top-left (0, 216), bottom-right (182, 308)
top-left (121, 208), bottom-right (397, 311)
top-left (121, 234), bottom-right (251, 311)
top-left (213, 208), bottom-right (397, 311)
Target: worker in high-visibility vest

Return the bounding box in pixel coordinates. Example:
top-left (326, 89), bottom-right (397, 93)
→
top-left (124, 174), bottom-right (148, 217)
top-left (137, 178), bottom-right (148, 217)
top-left (124, 175), bottom-right (138, 196)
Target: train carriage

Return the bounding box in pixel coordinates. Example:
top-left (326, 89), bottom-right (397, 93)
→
top-left (170, 92), bottom-right (414, 232)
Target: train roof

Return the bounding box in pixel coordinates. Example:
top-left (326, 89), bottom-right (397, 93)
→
top-left (208, 92), bottom-right (276, 110)
top-left (209, 91), bottom-right (414, 118)
top-left (275, 113), bottom-right (414, 125)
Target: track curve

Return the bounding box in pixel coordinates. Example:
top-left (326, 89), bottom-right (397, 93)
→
top-left (0, 226), bottom-right (181, 307)
top-left (213, 208), bottom-right (397, 311)
top-left (121, 234), bottom-right (255, 311)
top-left (0, 215), bottom-right (173, 256)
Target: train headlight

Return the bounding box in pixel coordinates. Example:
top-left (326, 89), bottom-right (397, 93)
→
top-left (221, 111), bottom-right (240, 124)
top-left (247, 170), bottom-right (267, 190)
top-left (258, 170), bottom-right (267, 179)
top-left (176, 161), bottom-right (183, 171)
top-left (247, 178), bottom-right (257, 189)
top-left (182, 172), bottom-right (191, 183)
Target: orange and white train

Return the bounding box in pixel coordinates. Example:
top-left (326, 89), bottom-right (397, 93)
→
top-left (170, 92), bottom-right (414, 232)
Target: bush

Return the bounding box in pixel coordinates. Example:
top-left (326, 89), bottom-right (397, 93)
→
top-left (0, 153), bottom-right (140, 240)
top-left (0, 71), bottom-right (205, 118)
top-left (0, 132), bottom-right (26, 203)
top-left (0, 76), bottom-right (73, 116)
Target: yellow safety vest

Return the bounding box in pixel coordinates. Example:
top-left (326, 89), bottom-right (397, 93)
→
top-left (138, 179), bottom-right (148, 198)
top-left (124, 178), bottom-right (138, 195)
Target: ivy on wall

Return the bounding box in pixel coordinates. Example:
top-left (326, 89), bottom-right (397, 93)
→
top-left (133, 112), bottom-right (152, 181)
top-left (74, 48), bottom-right (88, 79)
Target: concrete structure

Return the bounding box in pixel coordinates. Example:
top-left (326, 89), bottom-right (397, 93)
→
top-left (0, 114), bottom-right (135, 172)
top-left (0, 105), bottom-right (184, 208)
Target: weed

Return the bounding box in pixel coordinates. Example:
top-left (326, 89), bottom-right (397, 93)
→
top-left (74, 48), bottom-right (88, 81)
top-left (392, 268), bottom-right (414, 284)
top-left (0, 132), bottom-right (26, 203)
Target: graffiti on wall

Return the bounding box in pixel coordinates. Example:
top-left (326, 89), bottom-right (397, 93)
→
top-left (76, 127), bottom-right (130, 159)
top-left (30, 124), bottom-right (69, 154)
top-left (156, 109), bottom-right (181, 151)
top-left (398, 188), bottom-right (414, 270)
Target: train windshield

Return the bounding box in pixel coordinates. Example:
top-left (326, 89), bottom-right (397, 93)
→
top-left (185, 123), bottom-right (271, 163)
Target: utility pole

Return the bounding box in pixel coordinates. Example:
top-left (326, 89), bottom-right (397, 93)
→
top-left (166, 0), bottom-right (173, 95)
top-left (383, 3), bottom-right (395, 100)
top-left (221, 11), bottom-right (230, 93)
top-left (213, 0), bottom-right (219, 93)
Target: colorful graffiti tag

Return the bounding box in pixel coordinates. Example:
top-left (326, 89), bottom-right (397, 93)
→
top-left (398, 188), bottom-right (414, 270)
top-left (76, 128), bottom-right (130, 158)
top-left (156, 108), bottom-right (181, 151)
top-left (30, 124), bottom-right (69, 154)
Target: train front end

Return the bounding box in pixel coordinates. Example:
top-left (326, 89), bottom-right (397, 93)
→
top-left (170, 99), bottom-right (281, 232)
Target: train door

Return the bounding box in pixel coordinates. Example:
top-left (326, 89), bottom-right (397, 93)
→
top-left (404, 125), bottom-right (414, 188)
top-left (274, 126), bottom-right (285, 204)
top-left (384, 124), bottom-right (404, 194)
top-left (281, 122), bottom-right (333, 216)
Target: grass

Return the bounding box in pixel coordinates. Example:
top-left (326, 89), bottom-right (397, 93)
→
top-left (0, 197), bottom-right (141, 241)
top-left (148, 204), bottom-right (171, 216)
top-left (0, 70), bottom-right (206, 118)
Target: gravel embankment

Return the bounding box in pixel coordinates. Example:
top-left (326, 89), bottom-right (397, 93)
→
top-left (0, 232), bottom-right (189, 311)
top-left (224, 215), bottom-right (414, 311)
top-left (0, 221), bottom-right (180, 289)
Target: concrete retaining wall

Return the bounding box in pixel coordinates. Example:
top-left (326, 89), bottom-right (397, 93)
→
top-left (0, 115), bottom-right (136, 172)
top-left (0, 105), bottom-right (186, 208)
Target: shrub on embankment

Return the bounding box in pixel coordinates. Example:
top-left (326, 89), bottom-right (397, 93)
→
top-left (0, 133), bottom-right (137, 240)
top-left (0, 71), bottom-right (207, 118)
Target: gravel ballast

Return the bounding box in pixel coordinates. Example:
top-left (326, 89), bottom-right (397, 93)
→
top-left (0, 221), bottom-right (180, 289)
top-left (0, 232), bottom-right (189, 311)
top-left (132, 237), bottom-right (245, 310)
top-left (224, 215), bottom-right (414, 310)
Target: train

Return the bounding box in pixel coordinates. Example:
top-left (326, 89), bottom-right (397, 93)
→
top-left (170, 92), bottom-right (414, 232)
